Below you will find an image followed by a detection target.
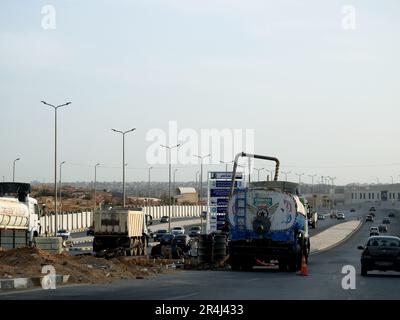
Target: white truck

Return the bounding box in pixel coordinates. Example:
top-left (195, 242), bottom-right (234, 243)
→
top-left (92, 207), bottom-right (150, 257)
top-left (0, 182), bottom-right (41, 248)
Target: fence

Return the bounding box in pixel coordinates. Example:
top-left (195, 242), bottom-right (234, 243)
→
top-left (39, 205), bottom-right (203, 234)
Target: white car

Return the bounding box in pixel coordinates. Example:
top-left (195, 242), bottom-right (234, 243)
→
top-left (171, 226), bottom-right (185, 235)
top-left (337, 213), bottom-right (345, 220)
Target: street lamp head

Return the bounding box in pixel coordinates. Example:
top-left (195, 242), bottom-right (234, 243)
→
top-left (61, 161), bottom-right (66, 165)
top-left (95, 163), bottom-right (101, 167)
top-left (15, 158), bottom-right (20, 161)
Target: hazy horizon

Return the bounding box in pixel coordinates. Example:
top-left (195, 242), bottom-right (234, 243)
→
top-left (1, 1), bottom-right (399, 184)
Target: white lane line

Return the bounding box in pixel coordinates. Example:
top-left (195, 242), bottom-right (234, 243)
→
top-left (166, 292), bottom-right (198, 300)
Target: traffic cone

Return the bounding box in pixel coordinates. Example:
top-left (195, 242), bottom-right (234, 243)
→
top-left (298, 255), bottom-right (308, 276)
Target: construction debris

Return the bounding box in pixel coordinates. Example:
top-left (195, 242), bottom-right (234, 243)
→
top-left (0, 247), bottom-right (177, 284)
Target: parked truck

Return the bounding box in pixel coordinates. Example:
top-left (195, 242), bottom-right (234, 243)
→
top-left (299, 196), bottom-right (317, 229)
top-left (227, 153), bottom-right (310, 272)
top-left (0, 182), bottom-right (41, 248)
top-left (92, 207), bottom-right (149, 257)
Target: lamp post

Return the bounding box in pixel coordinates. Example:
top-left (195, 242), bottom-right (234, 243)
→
top-left (266, 169), bottom-right (274, 181)
top-left (390, 176), bottom-right (394, 184)
top-left (173, 168), bottom-right (178, 204)
top-left (59, 161), bottom-right (66, 213)
top-left (148, 167), bottom-right (153, 203)
top-left (94, 163), bottom-right (100, 211)
top-left (281, 170), bottom-right (291, 182)
top-left (161, 144), bottom-right (181, 232)
top-left (295, 173), bottom-right (304, 184)
top-left (12, 158), bottom-right (20, 182)
top-left (112, 128), bottom-right (136, 208)
top-left (41, 100), bottom-right (71, 234)
top-left (254, 168), bottom-right (265, 182)
top-left (195, 154), bottom-right (211, 233)
top-left (220, 160), bottom-right (233, 173)
top-left (376, 177), bottom-right (380, 184)
top-left (308, 174), bottom-right (317, 193)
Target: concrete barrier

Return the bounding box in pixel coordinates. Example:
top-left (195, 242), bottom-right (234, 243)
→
top-left (35, 237), bottom-right (63, 254)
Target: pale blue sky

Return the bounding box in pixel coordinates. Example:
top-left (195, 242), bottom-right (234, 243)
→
top-left (0, 0), bottom-right (399, 184)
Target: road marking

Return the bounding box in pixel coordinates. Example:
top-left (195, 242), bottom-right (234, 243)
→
top-left (166, 292), bottom-right (198, 300)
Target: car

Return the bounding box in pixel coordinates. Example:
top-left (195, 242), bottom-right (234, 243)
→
top-left (86, 226), bottom-right (94, 236)
top-left (370, 207), bottom-right (376, 212)
top-left (188, 226), bottom-right (201, 237)
top-left (369, 212), bottom-right (376, 217)
top-left (369, 227), bottom-right (380, 236)
top-left (358, 236), bottom-right (400, 276)
top-left (172, 234), bottom-right (190, 251)
top-left (366, 214), bottom-right (374, 222)
top-left (378, 225), bottom-right (388, 233)
top-left (382, 217), bottom-right (391, 225)
top-left (337, 213), bottom-right (345, 220)
top-left (350, 208), bottom-right (356, 212)
top-left (56, 229), bottom-right (71, 240)
top-left (171, 226), bottom-right (185, 236)
top-left (160, 216), bottom-right (169, 223)
top-left (153, 229), bottom-right (168, 242)
top-left (317, 214), bottom-right (325, 220)
top-left (160, 234), bottom-right (175, 245)
top-left (389, 212), bottom-right (396, 218)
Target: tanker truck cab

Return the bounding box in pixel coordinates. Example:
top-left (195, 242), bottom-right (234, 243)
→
top-left (0, 182), bottom-right (41, 248)
top-left (227, 153), bottom-right (310, 272)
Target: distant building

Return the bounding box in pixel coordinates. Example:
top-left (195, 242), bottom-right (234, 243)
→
top-left (175, 187), bottom-right (198, 204)
top-left (344, 184), bottom-right (400, 205)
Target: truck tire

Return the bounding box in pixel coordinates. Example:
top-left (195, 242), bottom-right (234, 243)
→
top-left (361, 265), bottom-right (368, 276)
top-left (229, 256), bottom-right (241, 271)
top-left (278, 260), bottom-right (287, 271)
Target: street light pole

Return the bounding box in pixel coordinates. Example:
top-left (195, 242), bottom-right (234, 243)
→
top-left (59, 161), bottom-right (66, 213)
top-left (161, 144), bottom-right (180, 232)
top-left (148, 166), bottom-right (153, 201)
top-left (173, 168), bottom-right (178, 204)
top-left (94, 163), bottom-right (100, 211)
top-left (281, 171), bottom-right (291, 182)
top-left (254, 168), bottom-right (265, 182)
top-left (195, 154), bottom-right (211, 233)
top-left (112, 128), bottom-right (136, 208)
top-left (41, 100), bottom-right (71, 234)
top-left (308, 174), bottom-right (317, 193)
top-left (390, 176), bottom-right (394, 184)
top-left (220, 160), bottom-right (233, 174)
top-left (295, 173), bottom-right (304, 184)
top-left (12, 158), bottom-right (20, 182)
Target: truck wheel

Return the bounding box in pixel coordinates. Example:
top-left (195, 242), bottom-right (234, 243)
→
top-left (241, 259), bottom-right (254, 271)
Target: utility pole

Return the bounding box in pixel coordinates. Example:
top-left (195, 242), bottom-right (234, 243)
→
top-left (41, 100), bottom-right (71, 234)
top-left (112, 128), bottom-right (136, 208)
top-left (161, 144), bottom-right (181, 232)
top-left (173, 168), bottom-right (178, 204)
top-left (308, 174), bottom-right (317, 193)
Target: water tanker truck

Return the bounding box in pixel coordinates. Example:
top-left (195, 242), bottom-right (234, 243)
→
top-left (227, 153), bottom-right (310, 271)
top-left (0, 182), bottom-right (41, 248)
top-left (92, 207), bottom-right (150, 257)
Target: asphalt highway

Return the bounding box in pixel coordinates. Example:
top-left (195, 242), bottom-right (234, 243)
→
top-left (2, 207), bottom-right (399, 299)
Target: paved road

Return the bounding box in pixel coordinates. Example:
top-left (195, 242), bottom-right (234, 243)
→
top-left (2, 208), bottom-right (399, 299)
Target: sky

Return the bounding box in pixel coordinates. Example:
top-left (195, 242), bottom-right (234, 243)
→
top-left (0, 0), bottom-right (399, 185)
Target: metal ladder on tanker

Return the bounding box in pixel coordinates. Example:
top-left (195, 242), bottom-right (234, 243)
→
top-left (234, 191), bottom-right (247, 230)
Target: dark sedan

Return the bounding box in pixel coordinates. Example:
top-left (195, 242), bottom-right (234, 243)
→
top-left (153, 229), bottom-right (168, 242)
top-left (160, 216), bottom-right (169, 223)
top-left (358, 236), bottom-right (400, 276)
top-left (173, 234), bottom-right (190, 251)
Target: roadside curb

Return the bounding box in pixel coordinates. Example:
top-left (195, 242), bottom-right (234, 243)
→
top-left (68, 247), bottom-right (92, 251)
top-left (0, 275), bottom-right (70, 291)
top-left (310, 218), bottom-right (364, 256)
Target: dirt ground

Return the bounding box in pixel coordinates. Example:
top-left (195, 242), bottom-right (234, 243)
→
top-left (0, 247), bottom-right (178, 284)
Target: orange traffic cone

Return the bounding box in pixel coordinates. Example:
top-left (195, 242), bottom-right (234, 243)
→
top-left (298, 255), bottom-right (308, 276)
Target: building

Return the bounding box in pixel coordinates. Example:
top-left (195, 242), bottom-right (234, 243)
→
top-left (344, 184), bottom-right (400, 205)
top-left (175, 187), bottom-right (198, 204)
